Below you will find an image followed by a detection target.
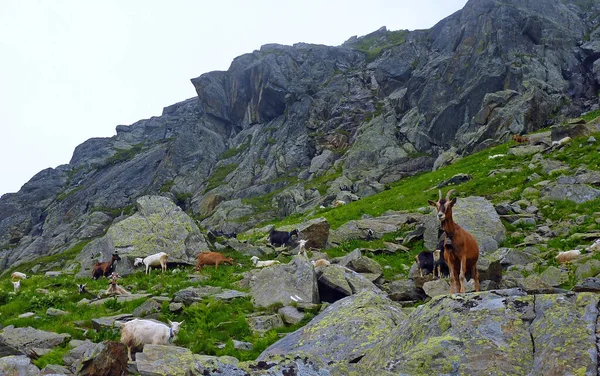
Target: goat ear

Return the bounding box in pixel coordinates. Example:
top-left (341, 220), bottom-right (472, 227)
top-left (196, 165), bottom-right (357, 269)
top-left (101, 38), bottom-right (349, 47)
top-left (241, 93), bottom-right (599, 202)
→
top-left (427, 200), bottom-right (437, 207)
top-left (449, 197), bottom-right (457, 206)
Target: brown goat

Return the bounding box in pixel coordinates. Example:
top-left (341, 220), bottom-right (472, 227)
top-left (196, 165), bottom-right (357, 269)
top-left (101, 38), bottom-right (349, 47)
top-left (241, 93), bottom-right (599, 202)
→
top-left (92, 253), bottom-right (122, 280)
top-left (428, 190), bottom-right (480, 293)
top-left (512, 134), bottom-right (528, 143)
top-left (194, 252), bottom-right (234, 272)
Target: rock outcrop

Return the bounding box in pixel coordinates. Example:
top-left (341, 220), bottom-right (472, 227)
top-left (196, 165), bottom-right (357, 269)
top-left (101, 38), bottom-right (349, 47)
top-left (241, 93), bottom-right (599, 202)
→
top-left (2, 0), bottom-right (599, 268)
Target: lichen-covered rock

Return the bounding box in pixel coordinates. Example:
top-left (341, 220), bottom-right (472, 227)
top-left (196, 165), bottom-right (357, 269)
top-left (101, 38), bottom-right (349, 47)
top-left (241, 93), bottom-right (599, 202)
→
top-left (258, 291), bottom-right (406, 366)
top-left (135, 344), bottom-right (198, 376)
top-left (172, 286), bottom-right (248, 306)
top-left (247, 314), bottom-right (284, 336)
top-left (542, 183), bottom-right (600, 204)
top-left (75, 195), bottom-right (209, 277)
top-left (386, 279), bottom-right (425, 302)
top-left (0, 355), bottom-right (40, 376)
top-left (422, 279), bottom-right (450, 298)
top-left (423, 196), bottom-right (506, 254)
top-left (249, 256), bottom-right (319, 307)
top-left (278, 306), bottom-right (305, 325)
top-left (539, 266), bottom-right (569, 287)
top-left (357, 290), bottom-right (598, 375)
top-left (0, 326), bottom-right (71, 357)
top-left (329, 214), bottom-right (419, 244)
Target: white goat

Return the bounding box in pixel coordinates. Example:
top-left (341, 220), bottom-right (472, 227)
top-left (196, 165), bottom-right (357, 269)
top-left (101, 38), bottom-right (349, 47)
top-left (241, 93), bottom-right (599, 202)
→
top-left (12, 280), bottom-right (20, 292)
top-left (488, 154), bottom-right (506, 159)
top-left (250, 255), bottom-right (281, 268)
top-left (11, 272), bottom-right (27, 280)
top-left (556, 249), bottom-right (581, 264)
top-left (552, 136), bottom-right (572, 147)
top-left (298, 239), bottom-right (308, 257)
top-left (311, 259), bottom-right (331, 267)
top-left (120, 319), bottom-right (183, 361)
top-left (134, 252), bottom-right (168, 274)
top-left (587, 239), bottom-right (600, 253)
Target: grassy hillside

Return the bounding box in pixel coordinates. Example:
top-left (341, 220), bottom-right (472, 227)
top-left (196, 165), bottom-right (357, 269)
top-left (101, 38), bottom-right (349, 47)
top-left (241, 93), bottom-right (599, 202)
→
top-left (1, 113), bottom-right (600, 367)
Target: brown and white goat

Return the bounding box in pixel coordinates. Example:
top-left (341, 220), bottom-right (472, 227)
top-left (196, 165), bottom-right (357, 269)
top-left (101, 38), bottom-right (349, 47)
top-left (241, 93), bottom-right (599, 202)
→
top-left (428, 190), bottom-right (480, 293)
top-left (92, 253), bottom-right (122, 279)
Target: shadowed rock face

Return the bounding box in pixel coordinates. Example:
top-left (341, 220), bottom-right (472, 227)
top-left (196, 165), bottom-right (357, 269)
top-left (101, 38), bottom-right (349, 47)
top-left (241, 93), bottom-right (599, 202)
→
top-left (2, 0), bottom-right (600, 268)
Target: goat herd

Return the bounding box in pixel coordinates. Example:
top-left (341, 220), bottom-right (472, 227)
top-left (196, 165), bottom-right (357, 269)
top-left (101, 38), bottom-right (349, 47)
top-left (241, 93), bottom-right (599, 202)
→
top-left (5, 190), bottom-right (495, 360)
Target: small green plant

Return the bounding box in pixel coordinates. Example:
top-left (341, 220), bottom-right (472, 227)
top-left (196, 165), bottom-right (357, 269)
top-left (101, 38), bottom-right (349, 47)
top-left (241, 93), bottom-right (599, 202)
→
top-left (105, 143), bottom-right (144, 165)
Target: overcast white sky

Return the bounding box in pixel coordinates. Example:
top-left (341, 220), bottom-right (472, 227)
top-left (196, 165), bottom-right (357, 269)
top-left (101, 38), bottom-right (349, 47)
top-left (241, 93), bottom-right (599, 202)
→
top-left (0, 0), bottom-right (468, 196)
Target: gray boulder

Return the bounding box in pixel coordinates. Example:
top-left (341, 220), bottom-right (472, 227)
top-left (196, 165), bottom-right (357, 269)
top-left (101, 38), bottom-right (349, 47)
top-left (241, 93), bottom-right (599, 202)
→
top-left (329, 214), bottom-right (419, 244)
top-left (542, 183), bottom-right (600, 204)
top-left (247, 314), bottom-right (285, 336)
top-left (0, 326), bottom-right (71, 357)
top-left (258, 291), bottom-right (406, 366)
top-left (76, 195), bottom-right (208, 277)
top-left (387, 279), bottom-right (425, 302)
top-left (0, 356), bottom-right (40, 376)
top-left (278, 306), bottom-right (305, 325)
top-left (135, 344), bottom-right (199, 376)
top-left (173, 286), bottom-right (248, 306)
top-left (249, 256), bottom-right (319, 307)
top-left (358, 291), bottom-right (598, 375)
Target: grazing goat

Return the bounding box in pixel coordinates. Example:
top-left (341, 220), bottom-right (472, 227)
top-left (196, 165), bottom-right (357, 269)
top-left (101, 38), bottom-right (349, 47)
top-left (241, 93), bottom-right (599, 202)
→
top-left (415, 251), bottom-right (434, 277)
top-left (12, 280), bottom-right (20, 292)
top-left (556, 249), bottom-right (581, 264)
top-left (433, 240), bottom-right (450, 278)
top-left (134, 252), bottom-right (168, 274)
top-left (195, 252), bottom-right (234, 272)
top-left (297, 239), bottom-right (308, 257)
top-left (250, 256), bottom-right (281, 268)
top-left (269, 228), bottom-right (299, 247)
top-left (92, 253), bottom-right (121, 280)
top-left (120, 319), bottom-right (183, 361)
top-left (106, 273), bottom-right (130, 296)
top-left (312, 259), bottom-right (331, 267)
top-left (428, 190), bottom-right (480, 293)
top-left (11, 272), bottom-right (28, 280)
top-left (588, 239), bottom-right (600, 253)
top-left (78, 283), bottom-right (87, 294)
top-left (512, 134), bottom-right (529, 143)
top-left (552, 136), bottom-right (572, 147)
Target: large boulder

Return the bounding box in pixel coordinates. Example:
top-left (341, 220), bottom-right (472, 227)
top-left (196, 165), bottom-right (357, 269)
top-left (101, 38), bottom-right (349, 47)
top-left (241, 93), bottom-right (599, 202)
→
top-left (316, 264), bottom-right (383, 303)
top-left (0, 356), bottom-right (40, 376)
top-left (249, 256), bottom-right (319, 307)
top-left (0, 326), bottom-right (71, 357)
top-left (423, 196), bottom-right (506, 254)
top-left (541, 183), bottom-right (600, 204)
top-left (297, 217), bottom-right (330, 249)
top-left (258, 291), bottom-right (406, 367)
top-left (357, 290), bottom-right (598, 375)
top-left (329, 214), bottom-right (420, 244)
top-left (76, 340), bottom-right (128, 376)
top-left (75, 195), bottom-right (209, 277)
top-left (135, 344), bottom-right (199, 376)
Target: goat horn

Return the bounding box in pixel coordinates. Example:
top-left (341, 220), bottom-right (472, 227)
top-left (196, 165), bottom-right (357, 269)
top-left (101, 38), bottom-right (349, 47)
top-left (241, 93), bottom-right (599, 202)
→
top-left (446, 189), bottom-right (456, 201)
top-left (438, 190), bottom-right (442, 200)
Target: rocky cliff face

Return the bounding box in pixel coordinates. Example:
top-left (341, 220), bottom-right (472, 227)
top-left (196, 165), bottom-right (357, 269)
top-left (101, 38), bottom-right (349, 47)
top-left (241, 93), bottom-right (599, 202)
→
top-left (1, 0), bottom-right (600, 269)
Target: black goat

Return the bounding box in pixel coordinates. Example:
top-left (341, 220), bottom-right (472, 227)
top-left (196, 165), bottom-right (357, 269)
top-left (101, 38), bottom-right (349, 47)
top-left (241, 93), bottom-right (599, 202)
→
top-left (269, 229), bottom-right (299, 247)
top-left (433, 240), bottom-right (449, 278)
top-left (415, 251), bottom-right (434, 277)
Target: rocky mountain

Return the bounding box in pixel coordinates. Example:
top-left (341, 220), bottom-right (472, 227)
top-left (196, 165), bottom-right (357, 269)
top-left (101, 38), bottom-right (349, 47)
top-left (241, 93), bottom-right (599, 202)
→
top-left (2, 0), bottom-right (600, 271)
